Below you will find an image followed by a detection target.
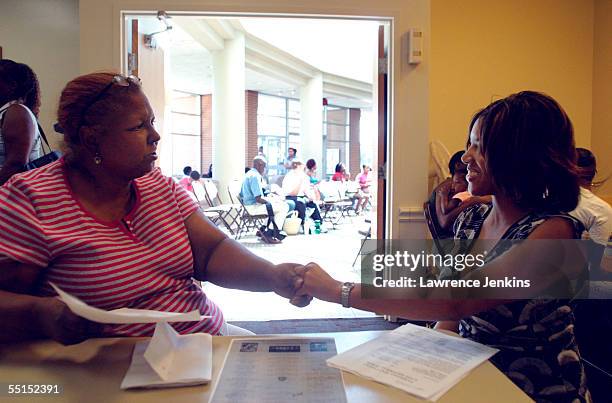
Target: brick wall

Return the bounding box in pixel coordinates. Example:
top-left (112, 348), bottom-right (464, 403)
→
top-left (349, 108), bottom-right (361, 179)
top-left (200, 94), bottom-right (212, 175)
top-left (200, 91), bottom-right (258, 175)
top-left (245, 90), bottom-right (259, 168)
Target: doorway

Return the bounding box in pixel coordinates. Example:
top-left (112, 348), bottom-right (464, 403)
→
top-left (122, 13), bottom-right (391, 321)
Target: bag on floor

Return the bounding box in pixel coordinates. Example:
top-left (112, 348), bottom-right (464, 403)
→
top-left (282, 210), bottom-right (301, 235)
top-left (259, 202), bottom-right (286, 241)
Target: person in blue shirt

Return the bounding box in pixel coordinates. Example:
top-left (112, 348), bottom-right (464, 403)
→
top-left (241, 156), bottom-right (290, 241)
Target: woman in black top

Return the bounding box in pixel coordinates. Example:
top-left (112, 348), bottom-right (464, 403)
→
top-left (297, 91), bottom-right (591, 402)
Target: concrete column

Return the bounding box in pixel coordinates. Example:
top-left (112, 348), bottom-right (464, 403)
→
top-left (211, 33), bottom-right (246, 203)
top-left (299, 73), bottom-right (323, 179)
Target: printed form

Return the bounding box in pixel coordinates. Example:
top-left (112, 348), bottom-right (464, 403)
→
top-left (327, 324), bottom-right (498, 401)
top-left (211, 337), bottom-right (347, 403)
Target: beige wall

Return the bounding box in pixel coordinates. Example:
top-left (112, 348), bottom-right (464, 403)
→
top-left (430, 0), bottom-right (594, 154)
top-left (592, 0), bottom-right (612, 199)
top-left (78, 0), bottom-right (432, 239)
top-left (0, 0), bottom-right (79, 149)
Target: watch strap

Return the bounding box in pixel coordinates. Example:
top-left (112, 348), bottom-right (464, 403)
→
top-left (341, 282), bottom-right (355, 308)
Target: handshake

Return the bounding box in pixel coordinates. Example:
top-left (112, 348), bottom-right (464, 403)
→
top-left (273, 262), bottom-right (347, 307)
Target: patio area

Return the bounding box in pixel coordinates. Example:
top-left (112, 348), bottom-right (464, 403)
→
top-left (202, 213), bottom-right (378, 321)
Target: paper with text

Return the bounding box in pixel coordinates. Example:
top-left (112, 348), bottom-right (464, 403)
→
top-left (211, 337), bottom-right (347, 403)
top-left (327, 323), bottom-right (498, 401)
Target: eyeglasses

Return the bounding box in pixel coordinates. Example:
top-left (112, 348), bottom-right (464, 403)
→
top-left (76, 74), bottom-right (141, 133)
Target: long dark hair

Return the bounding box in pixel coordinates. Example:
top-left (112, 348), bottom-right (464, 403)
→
top-left (468, 91), bottom-right (580, 212)
top-left (0, 59), bottom-right (41, 117)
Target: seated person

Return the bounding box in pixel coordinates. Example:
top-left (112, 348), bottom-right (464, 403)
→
top-left (240, 156), bottom-right (290, 243)
top-left (354, 165), bottom-right (372, 214)
top-left (569, 149), bottom-right (612, 401)
top-left (178, 165), bottom-right (192, 191)
top-left (0, 72), bottom-right (311, 344)
top-left (296, 91), bottom-right (591, 402)
top-left (306, 158), bottom-right (320, 185)
top-left (569, 148), bottom-right (612, 251)
top-left (331, 162), bottom-right (346, 182)
top-left (305, 159), bottom-right (322, 201)
top-left (431, 150), bottom-right (490, 236)
top-left (180, 169), bottom-right (201, 194)
top-left (282, 159), bottom-right (322, 226)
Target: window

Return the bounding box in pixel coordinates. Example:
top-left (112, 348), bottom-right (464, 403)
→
top-left (169, 91), bottom-right (201, 176)
top-left (257, 94), bottom-right (301, 176)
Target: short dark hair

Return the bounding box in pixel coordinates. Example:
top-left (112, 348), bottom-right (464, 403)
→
top-left (189, 170), bottom-right (201, 180)
top-left (468, 91), bottom-right (579, 212)
top-left (448, 151), bottom-right (466, 175)
top-left (306, 159), bottom-right (316, 170)
top-left (576, 148), bottom-right (596, 184)
top-left (0, 59), bottom-right (41, 116)
top-left (335, 163), bottom-right (344, 173)
top-left (288, 147), bottom-right (297, 155)
top-left (183, 166), bottom-right (192, 175)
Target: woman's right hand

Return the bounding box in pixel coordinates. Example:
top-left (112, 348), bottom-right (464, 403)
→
top-left (34, 297), bottom-right (105, 345)
top-left (299, 263), bottom-right (343, 303)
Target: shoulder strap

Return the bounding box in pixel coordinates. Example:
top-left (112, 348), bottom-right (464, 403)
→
top-left (36, 123), bottom-right (52, 153)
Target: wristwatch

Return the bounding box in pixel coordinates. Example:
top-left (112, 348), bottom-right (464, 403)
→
top-left (341, 282), bottom-right (355, 308)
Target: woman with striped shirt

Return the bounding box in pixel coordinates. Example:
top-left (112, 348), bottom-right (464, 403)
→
top-left (0, 72), bottom-right (310, 345)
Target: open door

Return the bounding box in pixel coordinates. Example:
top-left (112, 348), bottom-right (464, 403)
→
top-left (123, 18), bottom-right (139, 77)
top-left (376, 24), bottom-right (388, 239)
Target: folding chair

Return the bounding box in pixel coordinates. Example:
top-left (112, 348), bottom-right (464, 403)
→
top-left (318, 181), bottom-right (344, 226)
top-left (352, 223), bottom-right (372, 267)
top-left (236, 199), bottom-right (269, 240)
top-left (192, 181), bottom-right (234, 234)
top-left (202, 180), bottom-right (241, 233)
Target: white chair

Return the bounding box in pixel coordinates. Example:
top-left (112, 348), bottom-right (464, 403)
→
top-left (192, 181), bottom-right (235, 234)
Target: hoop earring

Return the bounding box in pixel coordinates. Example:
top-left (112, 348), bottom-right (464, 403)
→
top-left (94, 153), bottom-right (103, 165)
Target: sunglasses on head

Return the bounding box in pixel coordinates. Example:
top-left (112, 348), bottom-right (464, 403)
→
top-left (75, 74), bottom-right (141, 132)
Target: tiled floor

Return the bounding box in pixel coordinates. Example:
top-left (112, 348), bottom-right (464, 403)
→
top-left (202, 213), bottom-right (377, 321)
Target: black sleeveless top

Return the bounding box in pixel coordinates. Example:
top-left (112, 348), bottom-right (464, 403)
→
top-left (452, 203), bottom-right (591, 402)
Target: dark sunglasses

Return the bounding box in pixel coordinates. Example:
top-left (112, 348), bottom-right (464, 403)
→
top-left (75, 75), bottom-right (141, 133)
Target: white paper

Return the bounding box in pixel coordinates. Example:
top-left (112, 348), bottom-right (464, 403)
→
top-left (121, 322), bottom-right (212, 389)
top-left (210, 337), bottom-right (347, 403)
top-left (327, 323), bottom-right (498, 401)
top-left (50, 282), bottom-right (210, 324)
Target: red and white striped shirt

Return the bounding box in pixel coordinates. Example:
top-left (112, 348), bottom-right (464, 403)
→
top-left (0, 158), bottom-right (224, 336)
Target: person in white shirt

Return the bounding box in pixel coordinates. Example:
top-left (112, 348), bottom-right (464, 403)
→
top-left (282, 159), bottom-right (322, 226)
top-left (569, 148), bottom-right (612, 247)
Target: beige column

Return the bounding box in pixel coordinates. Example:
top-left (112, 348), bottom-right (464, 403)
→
top-left (300, 73), bottom-right (323, 179)
top-left (211, 32), bottom-right (246, 203)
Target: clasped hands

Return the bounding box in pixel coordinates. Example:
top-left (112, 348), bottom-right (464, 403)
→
top-left (274, 262), bottom-right (343, 307)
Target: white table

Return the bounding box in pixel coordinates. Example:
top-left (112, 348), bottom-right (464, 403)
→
top-left (0, 331), bottom-right (531, 402)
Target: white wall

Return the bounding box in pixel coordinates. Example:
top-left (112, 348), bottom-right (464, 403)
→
top-left (78, 0), bottom-right (431, 240)
top-left (0, 0), bottom-right (79, 149)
